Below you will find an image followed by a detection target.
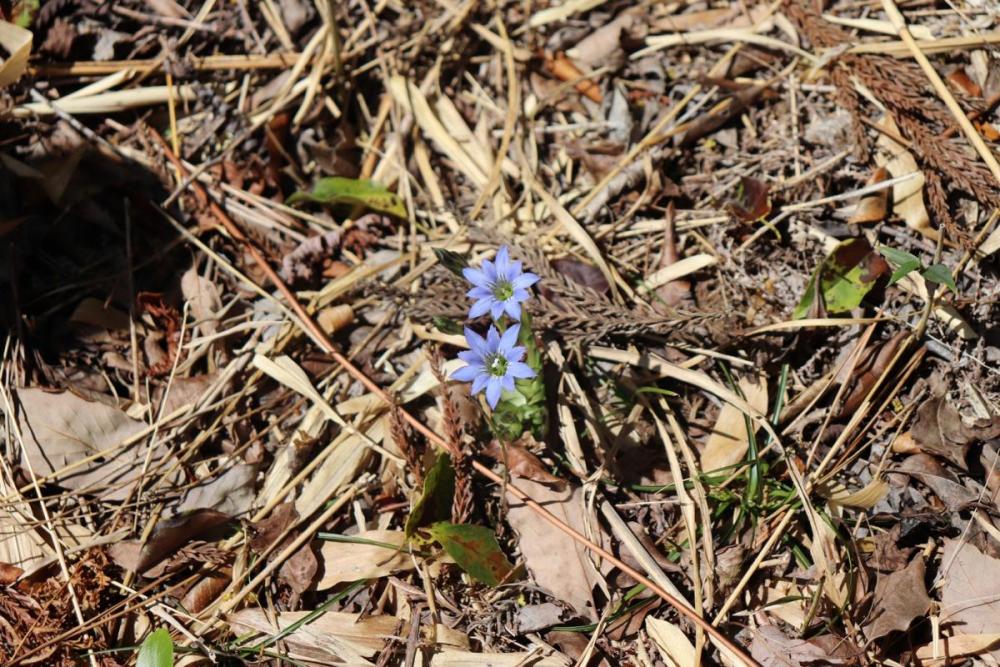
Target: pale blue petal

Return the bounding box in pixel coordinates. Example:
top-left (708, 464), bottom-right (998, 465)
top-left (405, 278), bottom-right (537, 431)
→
top-left (486, 378), bottom-right (503, 408)
top-left (472, 373), bottom-right (490, 394)
top-left (463, 267), bottom-right (488, 288)
top-left (464, 327), bottom-right (488, 357)
top-left (508, 361), bottom-right (535, 379)
top-left (499, 324), bottom-right (520, 352)
top-left (468, 286), bottom-right (492, 299)
top-left (486, 325), bottom-right (501, 350)
top-left (494, 246), bottom-right (510, 276)
top-left (512, 272), bottom-right (540, 289)
top-left (452, 364), bottom-right (483, 382)
top-left (481, 259), bottom-right (498, 282)
top-left (503, 300), bottom-right (522, 321)
top-left (506, 345), bottom-right (526, 363)
top-left (501, 374), bottom-right (516, 392)
top-left (469, 298), bottom-right (493, 319)
top-left (457, 350), bottom-right (481, 364)
top-left (512, 288), bottom-right (531, 302)
top-left (490, 301), bottom-right (506, 320)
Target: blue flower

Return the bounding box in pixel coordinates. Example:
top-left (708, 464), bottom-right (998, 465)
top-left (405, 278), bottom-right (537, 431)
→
top-left (451, 324), bottom-right (536, 408)
top-left (462, 246), bottom-right (539, 321)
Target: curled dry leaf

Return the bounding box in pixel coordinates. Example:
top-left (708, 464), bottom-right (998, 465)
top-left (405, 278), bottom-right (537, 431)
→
top-left (109, 509), bottom-right (231, 575)
top-left (429, 651), bottom-right (566, 667)
top-left (939, 538), bottom-right (1000, 662)
top-left (848, 166), bottom-right (890, 224)
top-left (543, 52), bottom-right (603, 103)
top-left (0, 21), bottom-right (31, 88)
top-left (506, 479), bottom-right (602, 620)
top-left (180, 567), bottom-right (231, 613)
top-left (317, 303), bottom-right (354, 335)
top-left (646, 616), bottom-right (695, 667)
top-left (863, 555), bottom-right (931, 640)
top-left (180, 267), bottom-right (221, 337)
top-left (14, 387), bottom-right (180, 501)
top-left (700, 374), bottom-right (768, 474)
top-left (896, 454), bottom-right (979, 511)
top-left (876, 115), bottom-right (936, 241)
top-left (484, 440), bottom-right (565, 486)
top-left (836, 331), bottom-right (908, 418)
top-left (174, 463), bottom-right (257, 517)
top-left (751, 624), bottom-right (845, 666)
top-left (225, 608), bottom-right (396, 664)
top-left (910, 395), bottom-right (1000, 470)
top-left (316, 530), bottom-right (413, 590)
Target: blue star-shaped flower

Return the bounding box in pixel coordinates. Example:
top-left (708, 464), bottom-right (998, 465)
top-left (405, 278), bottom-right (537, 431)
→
top-left (451, 324), bottom-right (536, 408)
top-left (462, 246), bottom-right (539, 321)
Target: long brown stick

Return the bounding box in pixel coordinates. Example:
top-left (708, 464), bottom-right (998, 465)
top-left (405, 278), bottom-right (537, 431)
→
top-left (149, 128), bottom-right (760, 667)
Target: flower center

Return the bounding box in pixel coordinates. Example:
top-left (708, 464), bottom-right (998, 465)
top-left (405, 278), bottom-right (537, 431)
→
top-left (491, 279), bottom-right (514, 302)
top-left (486, 353), bottom-right (508, 378)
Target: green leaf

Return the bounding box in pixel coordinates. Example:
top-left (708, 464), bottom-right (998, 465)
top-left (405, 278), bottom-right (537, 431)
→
top-left (878, 245), bottom-right (921, 285)
top-left (431, 316), bottom-right (463, 335)
top-left (921, 263), bottom-right (957, 292)
top-left (404, 453), bottom-right (455, 538)
top-left (425, 522), bottom-right (513, 586)
top-left (793, 238), bottom-right (890, 319)
top-left (137, 628), bottom-right (173, 667)
top-left (286, 177), bottom-right (406, 218)
top-left (432, 248), bottom-right (469, 277)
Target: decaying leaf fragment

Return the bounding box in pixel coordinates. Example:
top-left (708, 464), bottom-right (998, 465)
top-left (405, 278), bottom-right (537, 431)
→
top-left (909, 395), bottom-right (1000, 470)
top-left (863, 556), bottom-right (931, 640)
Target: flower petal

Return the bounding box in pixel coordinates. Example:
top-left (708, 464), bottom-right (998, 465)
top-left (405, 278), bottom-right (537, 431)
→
top-left (499, 324), bottom-right (521, 352)
top-left (494, 246), bottom-right (510, 276)
top-left (451, 364), bottom-right (483, 382)
top-left (503, 300), bottom-right (522, 321)
top-left (490, 301), bottom-right (506, 320)
top-left (501, 374), bottom-right (516, 393)
top-left (469, 298), bottom-right (493, 319)
top-left (506, 345), bottom-right (526, 363)
top-left (481, 259), bottom-right (498, 282)
top-left (512, 288), bottom-right (531, 303)
top-left (512, 272), bottom-right (540, 289)
top-left (464, 327), bottom-right (488, 357)
top-left (462, 267), bottom-right (488, 288)
top-left (457, 350), bottom-right (481, 364)
top-left (485, 378), bottom-right (503, 408)
top-left (486, 325), bottom-right (501, 350)
top-left (508, 361), bottom-right (535, 379)
top-left (471, 373), bottom-right (490, 395)
top-left (467, 286), bottom-right (493, 299)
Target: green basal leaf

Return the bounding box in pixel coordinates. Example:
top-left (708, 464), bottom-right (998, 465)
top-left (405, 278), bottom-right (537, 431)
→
top-left (921, 263), bottom-right (957, 292)
top-left (431, 316), bottom-right (463, 335)
top-left (425, 522), bottom-right (513, 586)
top-left (878, 245), bottom-right (921, 285)
top-left (793, 238), bottom-right (890, 319)
top-left (432, 248), bottom-right (469, 277)
top-left (137, 628), bottom-right (173, 667)
top-left (404, 453), bottom-right (455, 539)
top-left (287, 177), bottom-right (406, 218)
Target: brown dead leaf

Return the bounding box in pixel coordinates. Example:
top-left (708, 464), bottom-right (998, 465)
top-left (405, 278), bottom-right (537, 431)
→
top-left (940, 538), bottom-right (1000, 662)
top-left (864, 555), bottom-right (931, 640)
top-left (485, 440), bottom-right (565, 486)
top-left (896, 454), bottom-right (979, 511)
top-left (506, 480), bottom-right (602, 620)
top-left (0, 563), bottom-right (22, 585)
top-left (837, 331), bottom-right (908, 418)
top-left (910, 396), bottom-right (1000, 470)
top-left (726, 176), bottom-right (772, 223)
top-left (543, 52), bottom-right (603, 103)
top-left (876, 115), bottom-right (936, 240)
top-left (175, 463), bottom-right (257, 517)
top-left (109, 509), bottom-right (231, 575)
top-left (15, 387), bottom-right (180, 501)
top-left (916, 633), bottom-right (1000, 666)
top-left (849, 167), bottom-right (890, 224)
top-left (866, 524), bottom-right (916, 573)
top-left (751, 624), bottom-right (845, 666)
top-left (225, 609), bottom-right (396, 664)
top-left (700, 374), bottom-right (769, 473)
top-left (317, 530), bottom-right (413, 590)
top-left (180, 567), bottom-right (231, 613)
top-left (551, 256), bottom-right (610, 294)
top-left (948, 68), bottom-right (982, 97)
top-left (180, 266), bottom-right (221, 337)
